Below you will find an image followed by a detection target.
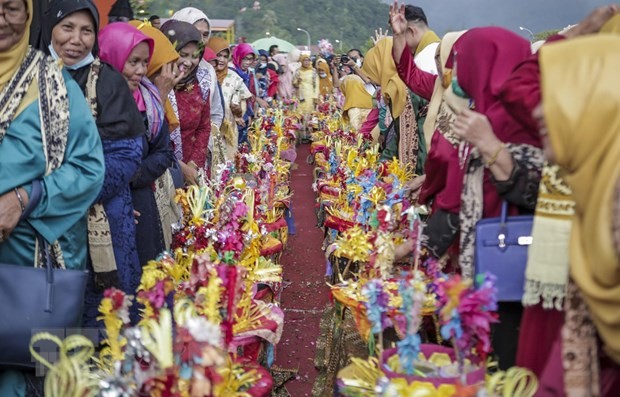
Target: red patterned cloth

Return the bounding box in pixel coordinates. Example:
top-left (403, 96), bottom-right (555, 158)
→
top-left (175, 83), bottom-right (211, 170)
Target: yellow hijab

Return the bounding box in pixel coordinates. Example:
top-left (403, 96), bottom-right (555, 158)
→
top-left (299, 54), bottom-right (313, 71)
top-left (1, 0), bottom-right (37, 115)
top-left (129, 20), bottom-right (180, 131)
top-left (316, 58), bottom-right (333, 96)
top-left (414, 30), bottom-right (441, 57)
top-left (341, 74), bottom-right (372, 111)
top-left (541, 34), bottom-right (620, 364)
top-left (422, 30), bottom-right (467, 149)
top-left (601, 13), bottom-right (620, 34)
top-left (361, 37), bottom-right (408, 118)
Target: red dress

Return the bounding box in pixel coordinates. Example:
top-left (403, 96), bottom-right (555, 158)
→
top-left (175, 82), bottom-right (211, 170)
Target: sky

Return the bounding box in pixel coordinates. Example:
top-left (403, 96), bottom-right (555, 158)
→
top-left (389, 0), bottom-right (612, 39)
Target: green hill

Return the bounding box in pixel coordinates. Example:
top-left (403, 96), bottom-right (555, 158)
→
top-left (149, 0), bottom-right (389, 52)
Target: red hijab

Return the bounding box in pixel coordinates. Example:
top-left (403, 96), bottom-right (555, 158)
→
top-left (449, 27), bottom-right (541, 147)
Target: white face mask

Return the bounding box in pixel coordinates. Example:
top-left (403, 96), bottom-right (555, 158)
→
top-left (355, 58), bottom-right (362, 68)
top-left (260, 62), bottom-right (267, 68)
top-left (318, 71), bottom-right (327, 78)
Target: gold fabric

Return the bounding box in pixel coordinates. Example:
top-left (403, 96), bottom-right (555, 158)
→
top-left (340, 74), bottom-right (372, 111)
top-left (601, 13), bottom-right (620, 34)
top-left (361, 38), bottom-right (408, 118)
top-left (0, 0), bottom-right (37, 117)
top-left (523, 164), bottom-right (574, 309)
top-left (541, 34), bottom-right (620, 363)
top-left (414, 30), bottom-right (441, 57)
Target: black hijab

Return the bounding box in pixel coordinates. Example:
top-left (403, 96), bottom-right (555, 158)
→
top-left (42, 0), bottom-right (144, 140)
top-left (41, 0), bottom-right (100, 55)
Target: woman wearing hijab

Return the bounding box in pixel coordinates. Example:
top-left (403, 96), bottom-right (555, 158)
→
top-left (500, 8), bottom-right (620, 394)
top-left (161, 20), bottom-right (211, 175)
top-left (99, 23), bottom-right (177, 268)
top-left (256, 49), bottom-right (279, 102)
top-left (389, 31), bottom-right (468, 269)
top-left (293, 54), bottom-right (319, 138)
top-left (315, 58), bottom-right (333, 99)
top-left (207, 36), bottom-right (252, 164)
top-left (42, 0), bottom-right (146, 327)
top-left (340, 74), bottom-right (373, 132)
top-left (128, 20), bottom-right (195, 188)
top-left (171, 6), bottom-right (225, 148)
top-left (273, 53), bottom-right (293, 100)
top-left (0, 0), bottom-right (104, 393)
top-left (536, 33), bottom-right (620, 397)
top-left (447, 27), bottom-right (544, 370)
top-left (362, 38), bottom-right (423, 172)
top-left (231, 43), bottom-right (259, 146)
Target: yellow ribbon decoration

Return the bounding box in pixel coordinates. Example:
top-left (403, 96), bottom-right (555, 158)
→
top-left (140, 308), bottom-right (174, 369)
top-left (30, 333), bottom-right (99, 397)
top-left (486, 367), bottom-right (538, 397)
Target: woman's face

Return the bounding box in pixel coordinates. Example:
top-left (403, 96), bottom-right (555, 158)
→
top-left (0, 0), bottom-right (28, 52)
top-left (533, 102), bottom-right (555, 163)
top-left (177, 41), bottom-right (200, 76)
top-left (122, 41), bottom-right (149, 92)
top-left (302, 57), bottom-right (312, 68)
top-left (193, 19), bottom-right (209, 44)
top-left (240, 53), bottom-right (254, 71)
top-left (215, 48), bottom-right (229, 72)
top-left (51, 10), bottom-right (95, 66)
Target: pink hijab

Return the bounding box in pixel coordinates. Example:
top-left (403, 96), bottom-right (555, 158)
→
top-left (98, 23), bottom-right (154, 111)
top-left (232, 43), bottom-right (255, 69)
top-left (273, 53), bottom-right (292, 99)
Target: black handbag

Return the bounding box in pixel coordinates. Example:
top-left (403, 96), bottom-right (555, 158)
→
top-left (474, 202), bottom-right (533, 302)
top-left (0, 238), bottom-right (88, 369)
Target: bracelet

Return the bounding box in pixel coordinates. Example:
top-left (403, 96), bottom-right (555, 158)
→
top-left (14, 188), bottom-right (25, 212)
top-left (485, 143), bottom-right (506, 168)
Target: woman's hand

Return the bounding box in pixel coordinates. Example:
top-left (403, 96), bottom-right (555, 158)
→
top-left (389, 0), bottom-right (408, 36)
top-left (153, 62), bottom-right (185, 99)
top-left (404, 175), bottom-right (426, 203)
top-left (230, 103), bottom-right (243, 117)
top-left (0, 188), bottom-right (28, 243)
top-left (235, 117), bottom-right (246, 127)
top-left (455, 109), bottom-right (514, 180)
top-left (180, 161), bottom-right (199, 186)
top-left (563, 4), bottom-right (619, 38)
top-left (453, 109), bottom-right (501, 150)
top-left (372, 27), bottom-right (390, 44)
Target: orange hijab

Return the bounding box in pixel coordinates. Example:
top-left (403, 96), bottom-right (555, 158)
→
top-left (207, 36), bottom-right (230, 84)
top-left (129, 20), bottom-right (180, 131)
top-left (316, 58), bottom-right (333, 95)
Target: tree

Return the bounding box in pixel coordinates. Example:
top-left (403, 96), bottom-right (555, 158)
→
top-left (149, 0), bottom-right (390, 50)
top-left (534, 29), bottom-right (560, 42)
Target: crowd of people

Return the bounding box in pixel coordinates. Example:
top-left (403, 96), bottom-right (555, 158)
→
top-left (1, 0), bottom-right (620, 394)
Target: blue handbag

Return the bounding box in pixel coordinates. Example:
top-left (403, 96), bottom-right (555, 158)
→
top-left (474, 202), bottom-right (533, 302)
top-left (0, 237), bottom-right (88, 369)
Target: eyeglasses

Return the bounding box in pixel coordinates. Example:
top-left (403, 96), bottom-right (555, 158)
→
top-left (0, 2), bottom-right (27, 24)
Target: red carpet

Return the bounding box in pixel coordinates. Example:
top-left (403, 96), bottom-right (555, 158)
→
top-left (275, 143), bottom-right (330, 396)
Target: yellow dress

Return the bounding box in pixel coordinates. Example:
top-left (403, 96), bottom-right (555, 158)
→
top-left (295, 68), bottom-right (319, 115)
